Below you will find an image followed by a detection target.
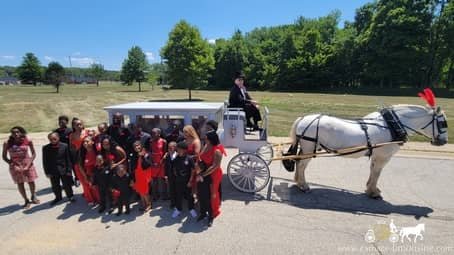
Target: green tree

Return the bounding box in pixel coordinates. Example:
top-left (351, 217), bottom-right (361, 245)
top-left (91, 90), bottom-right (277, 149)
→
top-left (161, 20), bottom-right (214, 100)
top-left (44, 62), bottom-right (65, 93)
top-left (213, 30), bottom-right (249, 89)
top-left (17, 53), bottom-right (42, 85)
top-left (89, 63), bottom-right (105, 86)
top-left (120, 46), bottom-right (148, 92)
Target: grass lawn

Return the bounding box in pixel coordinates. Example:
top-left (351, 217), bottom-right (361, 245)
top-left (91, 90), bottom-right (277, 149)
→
top-left (0, 82), bottom-right (452, 143)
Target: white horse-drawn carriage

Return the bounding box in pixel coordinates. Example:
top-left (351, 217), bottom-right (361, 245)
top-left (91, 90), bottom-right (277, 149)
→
top-left (105, 88), bottom-right (448, 197)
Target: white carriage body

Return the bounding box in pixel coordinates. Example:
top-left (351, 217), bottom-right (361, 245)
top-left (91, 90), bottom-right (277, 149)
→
top-left (222, 107), bottom-right (269, 153)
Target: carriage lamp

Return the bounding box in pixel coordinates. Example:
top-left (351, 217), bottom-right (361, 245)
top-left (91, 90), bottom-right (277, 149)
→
top-left (230, 124), bottom-right (237, 138)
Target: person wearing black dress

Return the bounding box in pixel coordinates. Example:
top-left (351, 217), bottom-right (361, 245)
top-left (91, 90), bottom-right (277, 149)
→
top-left (111, 164), bottom-right (133, 215)
top-left (93, 155), bottom-right (113, 213)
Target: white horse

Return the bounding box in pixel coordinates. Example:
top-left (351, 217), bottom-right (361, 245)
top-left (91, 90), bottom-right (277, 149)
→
top-left (399, 223), bottom-right (425, 243)
top-left (286, 104), bottom-right (448, 198)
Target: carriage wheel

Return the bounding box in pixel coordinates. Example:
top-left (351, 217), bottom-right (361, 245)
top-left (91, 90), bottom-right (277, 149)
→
top-left (227, 153), bottom-right (270, 193)
top-left (256, 143), bottom-right (274, 165)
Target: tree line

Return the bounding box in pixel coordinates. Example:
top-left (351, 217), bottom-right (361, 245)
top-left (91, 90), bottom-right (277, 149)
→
top-left (4, 0), bottom-right (453, 94)
top-left (1, 54), bottom-right (120, 89)
top-left (159, 0), bottom-right (454, 92)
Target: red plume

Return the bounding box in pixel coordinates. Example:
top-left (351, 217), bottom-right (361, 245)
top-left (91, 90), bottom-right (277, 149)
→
top-left (418, 88), bottom-right (436, 108)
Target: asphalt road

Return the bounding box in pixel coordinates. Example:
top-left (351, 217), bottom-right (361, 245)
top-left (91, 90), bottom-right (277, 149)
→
top-left (1, 143), bottom-right (453, 255)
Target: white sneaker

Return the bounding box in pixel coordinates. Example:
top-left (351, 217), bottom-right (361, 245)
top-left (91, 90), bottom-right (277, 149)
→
top-left (189, 209), bottom-right (198, 218)
top-left (172, 209), bottom-right (181, 218)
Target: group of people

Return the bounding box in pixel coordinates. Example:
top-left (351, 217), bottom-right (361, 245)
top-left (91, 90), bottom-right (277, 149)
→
top-left (2, 70), bottom-right (262, 227)
top-left (2, 113), bottom-right (225, 226)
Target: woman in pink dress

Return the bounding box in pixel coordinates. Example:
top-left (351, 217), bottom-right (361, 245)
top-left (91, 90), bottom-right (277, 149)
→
top-left (2, 126), bottom-right (40, 209)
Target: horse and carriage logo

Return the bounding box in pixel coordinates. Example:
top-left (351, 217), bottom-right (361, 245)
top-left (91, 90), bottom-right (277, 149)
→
top-left (364, 219), bottom-right (425, 244)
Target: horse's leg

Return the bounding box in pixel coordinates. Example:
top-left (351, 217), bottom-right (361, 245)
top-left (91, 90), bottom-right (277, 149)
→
top-left (294, 159), bottom-right (311, 192)
top-left (365, 146), bottom-right (399, 198)
top-left (365, 155), bottom-right (391, 199)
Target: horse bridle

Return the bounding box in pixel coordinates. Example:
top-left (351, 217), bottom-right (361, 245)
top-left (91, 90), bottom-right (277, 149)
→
top-left (401, 110), bottom-right (448, 144)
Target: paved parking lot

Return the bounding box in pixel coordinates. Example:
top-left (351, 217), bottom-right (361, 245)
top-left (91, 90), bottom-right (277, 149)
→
top-left (1, 141), bottom-right (453, 254)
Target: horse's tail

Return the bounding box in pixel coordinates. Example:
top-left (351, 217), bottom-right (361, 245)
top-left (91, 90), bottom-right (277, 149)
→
top-left (283, 116), bottom-right (303, 172)
top-left (290, 116), bottom-right (303, 147)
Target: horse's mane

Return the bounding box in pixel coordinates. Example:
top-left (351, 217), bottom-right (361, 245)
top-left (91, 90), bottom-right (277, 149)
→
top-left (391, 104), bottom-right (433, 118)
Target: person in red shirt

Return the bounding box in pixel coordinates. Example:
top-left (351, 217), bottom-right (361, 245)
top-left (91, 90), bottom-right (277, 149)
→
top-left (149, 128), bottom-right (167, 200)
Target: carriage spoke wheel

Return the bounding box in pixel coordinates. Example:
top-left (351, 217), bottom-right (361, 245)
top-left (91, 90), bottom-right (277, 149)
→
top-left (256, 143), bottom-right (273, 165)
top-left (227, 153), bottom-right (270, 193)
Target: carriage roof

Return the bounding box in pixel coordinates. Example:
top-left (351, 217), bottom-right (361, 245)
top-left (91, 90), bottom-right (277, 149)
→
top-left (104, 101), bottom-right (225, 125)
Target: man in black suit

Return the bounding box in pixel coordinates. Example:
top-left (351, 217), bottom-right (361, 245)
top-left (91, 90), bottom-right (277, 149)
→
top-left (54, 115), bottom-right (72, 145)
top-left (228, 71), bottom-right (262, 130)
top-left (42, 132), bottom-right (75, 206)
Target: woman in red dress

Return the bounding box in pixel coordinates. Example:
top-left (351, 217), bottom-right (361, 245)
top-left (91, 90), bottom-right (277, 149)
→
top-left (69, 119), bottom-right (93, 204)
top-left (100, 137), bottom-right (127, 171)
top-left (183, 125), bottom-right (201, 196)
top-left (131, 141), bottom-right (152, 212)
top-left (149, 128), bottom-right (167, 200)
top-left (197, 131), bottom-right (226, 226)
top-left (78, 136), bottom-right (100, 205)
top-left (2, 126), bottom-right (40, 209)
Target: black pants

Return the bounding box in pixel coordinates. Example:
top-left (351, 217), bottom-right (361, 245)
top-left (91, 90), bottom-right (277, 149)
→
top-left (175, 178), bottom-right (194, 211)
top-left (167, 175), bottom-right (176, 207)
top-left (98, 185), bottom-right (112, 209)
top-left (244, 104), bottom-right (262, 126)
top-left (50, 174), bottom-right (74, 199)
top-left (117, 193), bottom-right (131, 212)
top-left (197, 175), bottom-right (212, 217)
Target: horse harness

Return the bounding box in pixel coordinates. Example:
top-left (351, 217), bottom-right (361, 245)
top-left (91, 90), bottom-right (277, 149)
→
top-left (295, 108), bottom-right (412, 158)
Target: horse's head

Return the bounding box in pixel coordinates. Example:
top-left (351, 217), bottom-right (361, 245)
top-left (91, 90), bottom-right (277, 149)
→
top-left (431, 106), bottom-right (448, 146)
top-left (393, 104), bottom-right (448, 146)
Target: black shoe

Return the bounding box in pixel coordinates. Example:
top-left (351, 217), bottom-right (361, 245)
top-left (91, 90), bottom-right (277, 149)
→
top-left (197, 213), bottom-right (207, 222)
top-left (98, 206), bottom-right (106, 213)
top-left (50, 198), bottom-right (62, 206)
top-left (68, 197), bottom-right (76, 203)
top-left (116, 210), bottom-right (122, 216)
top-left (108, 208), bottom-right (114, 214)
top-left (22, 199), bottom-right (31, 209)
top-left (125, 209), bottom-right (130, 215)
top-left (207, 217), bottom-right (213, 227)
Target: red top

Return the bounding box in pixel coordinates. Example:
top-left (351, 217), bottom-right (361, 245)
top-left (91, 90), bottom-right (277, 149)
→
top-left (84, 149), bottom-right (97, 176)
top-left (69, 130), bottom-right (88, 151)
top-left (199, 144), bottom-right (226, 170)
top-left (150, 138), bottom-right (166, 164)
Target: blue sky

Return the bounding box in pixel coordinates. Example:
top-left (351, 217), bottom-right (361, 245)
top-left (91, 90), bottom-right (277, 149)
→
top-left (0, 0), bottom-right (371, 70)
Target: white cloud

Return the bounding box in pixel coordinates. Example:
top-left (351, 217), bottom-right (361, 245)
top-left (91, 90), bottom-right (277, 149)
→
top-left (145, 51), bottom-right (154, 61)
top-left (71, 57), bottom-right (95, 67)
top-left (1, 55), bottom-right (16, 60)
top-left (72, 52), bottom-right (81, 56)
top-left (208, 39), bottom-right (216, 44)
top-left (44, 56), bottom-right (54, 62)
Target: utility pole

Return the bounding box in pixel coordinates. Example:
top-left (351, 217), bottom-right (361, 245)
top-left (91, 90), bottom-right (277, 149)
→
top-left (68, 56), bottom-right (73, 84)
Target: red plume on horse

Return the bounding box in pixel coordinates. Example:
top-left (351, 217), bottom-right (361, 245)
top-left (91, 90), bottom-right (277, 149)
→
top-left (418, 88), bottom-right (436, 108)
